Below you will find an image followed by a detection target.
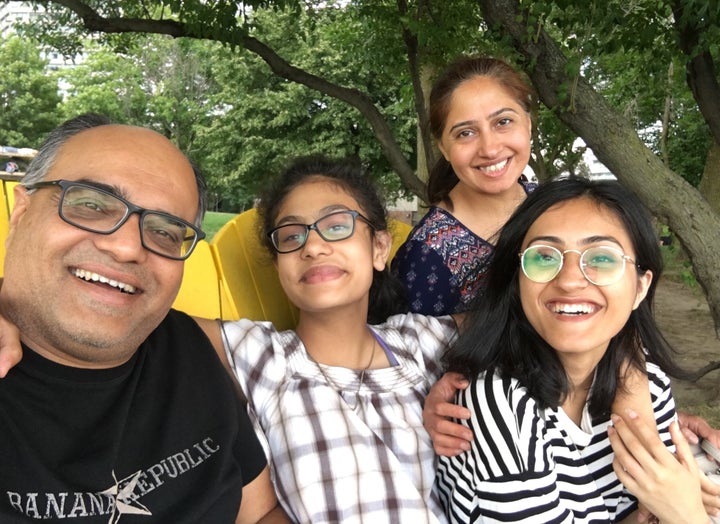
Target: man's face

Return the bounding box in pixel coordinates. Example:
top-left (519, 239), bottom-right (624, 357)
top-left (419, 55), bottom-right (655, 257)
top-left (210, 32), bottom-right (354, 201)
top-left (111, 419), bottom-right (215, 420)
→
top-left (1, 125), bottom-right (199, 368)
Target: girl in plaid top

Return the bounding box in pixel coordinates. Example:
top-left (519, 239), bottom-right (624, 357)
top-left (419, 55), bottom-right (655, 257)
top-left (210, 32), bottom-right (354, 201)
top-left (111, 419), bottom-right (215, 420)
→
top-left (219, 157), bottom-right (459, 523)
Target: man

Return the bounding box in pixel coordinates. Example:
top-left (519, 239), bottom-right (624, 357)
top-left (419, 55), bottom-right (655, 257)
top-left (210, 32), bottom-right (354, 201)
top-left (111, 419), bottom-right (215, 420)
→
top-left (0, 114), bottom-right (288, 523)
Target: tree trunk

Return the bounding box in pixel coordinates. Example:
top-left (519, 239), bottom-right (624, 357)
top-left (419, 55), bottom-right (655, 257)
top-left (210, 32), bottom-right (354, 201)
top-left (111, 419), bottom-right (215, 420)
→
top-left (478, 0), bottom-right (720, 338)
top-left (699, 142), bottom-right (720, 214)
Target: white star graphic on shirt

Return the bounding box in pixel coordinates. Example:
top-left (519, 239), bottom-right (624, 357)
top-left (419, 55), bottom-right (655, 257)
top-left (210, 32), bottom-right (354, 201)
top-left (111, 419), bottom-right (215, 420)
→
top-left (100, 470), bottom-right (152, 524)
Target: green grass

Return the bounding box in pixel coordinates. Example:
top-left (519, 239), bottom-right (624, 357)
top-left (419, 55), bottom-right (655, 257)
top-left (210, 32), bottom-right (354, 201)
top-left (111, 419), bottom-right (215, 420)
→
top-left (202, 211), bottom-right (238, 240)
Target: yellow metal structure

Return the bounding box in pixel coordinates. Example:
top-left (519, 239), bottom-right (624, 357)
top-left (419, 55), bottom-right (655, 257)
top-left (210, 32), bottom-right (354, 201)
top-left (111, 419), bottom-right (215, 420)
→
top-left (0, 178), bottom-right (20, 279)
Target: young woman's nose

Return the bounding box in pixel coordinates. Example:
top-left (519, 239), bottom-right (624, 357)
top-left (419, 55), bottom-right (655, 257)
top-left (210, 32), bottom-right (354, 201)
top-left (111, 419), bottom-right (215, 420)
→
top-left (475, 131), bottom-right (502, 158)
top-left (300, 229), bottom-right (332, 257)
top-left (554, 251), bottom-right (589, 289)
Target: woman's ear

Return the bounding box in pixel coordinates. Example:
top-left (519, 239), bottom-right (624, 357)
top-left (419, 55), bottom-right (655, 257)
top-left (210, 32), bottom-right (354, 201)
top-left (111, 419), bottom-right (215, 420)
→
top-left (372, 230), bottom-right (393, 271)
top-left (438, 141), bottom-right (449, 162)
top-left (632, 269), bottom-right (653, 310)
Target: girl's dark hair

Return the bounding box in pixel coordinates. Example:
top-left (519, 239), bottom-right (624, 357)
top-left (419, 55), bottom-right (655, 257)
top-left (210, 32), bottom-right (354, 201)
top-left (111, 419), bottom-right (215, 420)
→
top-left (443, 177), bottom-right (689, 418)
top-left (427, 57), bottom-right (538, 207)
top-left (256, 155), bottom-right (407, 323)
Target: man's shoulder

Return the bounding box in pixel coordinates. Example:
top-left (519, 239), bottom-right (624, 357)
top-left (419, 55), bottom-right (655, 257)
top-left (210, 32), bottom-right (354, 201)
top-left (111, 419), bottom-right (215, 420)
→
top-left (147, 309), bottom-right (210, 345)
top-left (141, 310), bottom-right (225, 375)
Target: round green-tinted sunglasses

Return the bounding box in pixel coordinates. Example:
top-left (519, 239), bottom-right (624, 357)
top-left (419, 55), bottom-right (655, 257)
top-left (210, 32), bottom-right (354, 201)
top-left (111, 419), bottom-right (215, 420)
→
top-left (519, 244), bottom-right (639, 286)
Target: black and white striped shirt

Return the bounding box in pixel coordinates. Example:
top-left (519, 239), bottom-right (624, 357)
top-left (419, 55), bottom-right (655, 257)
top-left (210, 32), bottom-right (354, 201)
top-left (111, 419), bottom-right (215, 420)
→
top-left (435, 362), bottom-right (675, 523)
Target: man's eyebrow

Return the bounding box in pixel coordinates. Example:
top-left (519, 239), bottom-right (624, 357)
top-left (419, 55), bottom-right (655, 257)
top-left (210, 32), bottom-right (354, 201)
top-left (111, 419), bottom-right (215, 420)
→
top-left (75, 178), bottom-right (127, 199)
top-left (72, 178), bottom-right (184, 218)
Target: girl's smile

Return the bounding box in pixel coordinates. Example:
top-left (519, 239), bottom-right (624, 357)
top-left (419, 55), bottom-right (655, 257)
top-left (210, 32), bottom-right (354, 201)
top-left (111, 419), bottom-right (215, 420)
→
top-left (273, 177), bottom-right (390, 316)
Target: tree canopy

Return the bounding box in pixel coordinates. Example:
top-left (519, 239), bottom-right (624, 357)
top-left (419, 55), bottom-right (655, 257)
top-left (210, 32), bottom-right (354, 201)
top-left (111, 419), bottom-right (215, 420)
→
top-left (6, 0), bottom-right (720, 343)
top-left (0, 35), bottom-right (61, 147)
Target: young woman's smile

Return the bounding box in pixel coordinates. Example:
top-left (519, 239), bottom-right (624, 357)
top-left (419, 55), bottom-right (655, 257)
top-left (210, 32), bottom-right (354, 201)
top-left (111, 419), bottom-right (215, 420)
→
top-left (519, 197), bottom-right (652, 365)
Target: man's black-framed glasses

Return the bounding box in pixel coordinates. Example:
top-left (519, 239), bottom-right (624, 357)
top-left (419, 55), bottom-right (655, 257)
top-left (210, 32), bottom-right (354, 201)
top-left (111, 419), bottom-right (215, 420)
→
top-left (267, 210), bottom-right (374, 254)
top-left (25, 179), bottom-right (205, 261)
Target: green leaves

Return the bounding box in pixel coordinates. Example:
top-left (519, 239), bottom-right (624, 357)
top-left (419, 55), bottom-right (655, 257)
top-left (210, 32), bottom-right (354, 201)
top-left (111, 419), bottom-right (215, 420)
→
top-left (0, 36), bottom-right (62, 148)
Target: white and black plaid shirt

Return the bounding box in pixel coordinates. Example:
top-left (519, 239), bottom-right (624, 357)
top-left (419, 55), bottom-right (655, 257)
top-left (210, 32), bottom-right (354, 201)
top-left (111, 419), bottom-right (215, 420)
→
top-left (223, 314), bottom-right (457, 524)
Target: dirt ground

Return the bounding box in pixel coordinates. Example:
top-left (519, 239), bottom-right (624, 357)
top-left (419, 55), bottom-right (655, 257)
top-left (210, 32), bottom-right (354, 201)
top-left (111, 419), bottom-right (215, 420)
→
top-left (655, 278), bottom-right (720, 426)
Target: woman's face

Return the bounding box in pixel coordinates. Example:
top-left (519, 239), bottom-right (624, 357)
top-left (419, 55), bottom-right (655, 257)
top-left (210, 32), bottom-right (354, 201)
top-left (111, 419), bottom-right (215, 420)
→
top-left (519, 197), bottom-right (653, 369)
top-left (272, 177), bottom-right (391, 316)
top-left (438, 75), bottom-right (532, 196)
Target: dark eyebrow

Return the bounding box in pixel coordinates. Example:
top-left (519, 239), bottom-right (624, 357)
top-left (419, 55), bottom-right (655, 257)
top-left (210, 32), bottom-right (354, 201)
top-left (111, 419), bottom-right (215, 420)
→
top-left (73, 178), bottom-right (184, 219)
top-left (75, 178), bottom-right (129, 200)
top-left (448, 107), bottom-right (521, 133)
top-left (525, 234), bottom-right (625, 248)
top-left (275, 205), bottom-right (352, 226)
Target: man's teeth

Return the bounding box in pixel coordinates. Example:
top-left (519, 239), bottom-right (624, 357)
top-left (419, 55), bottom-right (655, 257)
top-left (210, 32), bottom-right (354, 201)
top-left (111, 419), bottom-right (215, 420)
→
top-left (552, 303), bottom-right (594, 314)
top-left (73, 269), bottom-right (136, 294)
top-left (479, 159), bottom-right (508, 173)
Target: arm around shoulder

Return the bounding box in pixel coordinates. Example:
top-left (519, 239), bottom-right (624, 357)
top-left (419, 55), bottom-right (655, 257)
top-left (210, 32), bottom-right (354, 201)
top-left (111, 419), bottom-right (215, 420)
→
top-left (235, 466), bottom-right (291, 524)
top-left (193, 316), bottom-right (232, 372)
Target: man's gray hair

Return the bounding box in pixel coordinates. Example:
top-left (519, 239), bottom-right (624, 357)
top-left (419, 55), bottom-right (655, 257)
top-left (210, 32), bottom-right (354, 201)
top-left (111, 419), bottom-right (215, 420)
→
top-left (22, 113), bottom-right (207, 226)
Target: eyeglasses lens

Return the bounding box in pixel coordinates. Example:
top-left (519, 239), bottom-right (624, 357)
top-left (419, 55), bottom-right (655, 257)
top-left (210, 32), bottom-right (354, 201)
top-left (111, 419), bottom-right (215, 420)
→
top-left (271, 211), bottom-right (357, 253)
top-left (61, 185), bottom-right (127, 232)
top-left (316, 212), bottom-right (355, 241)
top-left (61, 185), bottom-right (196, 259)
top-left (521, 245), bottom-right (563, 283)
top-left (579, 247), bottom-right (626, 285)
top-left (521, 245), bottom-right (627, 286)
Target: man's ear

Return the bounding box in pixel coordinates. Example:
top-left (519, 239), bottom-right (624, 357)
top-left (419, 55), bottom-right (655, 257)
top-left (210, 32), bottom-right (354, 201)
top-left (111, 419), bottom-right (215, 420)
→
top-left (9, 184), bottom-right (31, 227)
top-left (372, 230), bottom-right (393, 272)
top-left (5, 185), bottom-right (31, 250)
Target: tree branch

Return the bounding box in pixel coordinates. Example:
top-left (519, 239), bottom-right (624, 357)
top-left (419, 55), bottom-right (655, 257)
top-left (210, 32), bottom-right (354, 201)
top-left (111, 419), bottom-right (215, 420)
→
top-left (686, 361), bottom-right (720, 382)
top-left (47, 0), bottom-right (426, 198)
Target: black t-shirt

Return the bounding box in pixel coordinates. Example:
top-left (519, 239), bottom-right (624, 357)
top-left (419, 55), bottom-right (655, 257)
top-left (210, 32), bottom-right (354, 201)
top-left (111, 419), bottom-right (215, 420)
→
top-left (0, 309), bottom-right (266, 523)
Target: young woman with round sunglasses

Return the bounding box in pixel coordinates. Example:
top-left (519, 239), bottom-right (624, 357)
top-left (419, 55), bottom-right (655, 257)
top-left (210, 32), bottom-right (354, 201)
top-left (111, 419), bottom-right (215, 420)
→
top-left (435, 177), bottom-right (716, 522)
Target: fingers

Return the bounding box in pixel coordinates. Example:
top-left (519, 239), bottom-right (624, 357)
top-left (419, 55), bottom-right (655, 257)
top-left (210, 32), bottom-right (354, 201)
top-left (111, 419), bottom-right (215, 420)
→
top-left (430, 421), bottom-right (473, 456)
top-left (608, 417), bottom-right (641, 491)
top-left (610, 412), bottom-right (707, 522)
top-left (678, 411), bottom-right (720, 449)
top-left (700, 473), bottom-right (720, 517)
top-left (432, 372), bottom-right (470, 402)
top-left (424, 372), bottom-right (473, 456)
top-left (423, 401), bottom-right (473, 456)
top-left (671, 418), bottom-right (699, 471)
top-left (610, 409), bottom-right (666, 476)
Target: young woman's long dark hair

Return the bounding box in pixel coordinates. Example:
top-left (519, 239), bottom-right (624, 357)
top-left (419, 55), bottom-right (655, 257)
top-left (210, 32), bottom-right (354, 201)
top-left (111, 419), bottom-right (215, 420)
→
top-left (443, 177), bottom-right (689, 418)
top-left (256, 155), bottom-right (407, 324)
